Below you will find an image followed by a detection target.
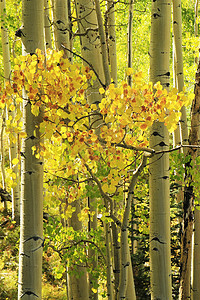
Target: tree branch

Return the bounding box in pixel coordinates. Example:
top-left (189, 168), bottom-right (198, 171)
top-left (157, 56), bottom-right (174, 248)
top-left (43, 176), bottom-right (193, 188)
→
top-left (61, 44), bottom-right (106, 89)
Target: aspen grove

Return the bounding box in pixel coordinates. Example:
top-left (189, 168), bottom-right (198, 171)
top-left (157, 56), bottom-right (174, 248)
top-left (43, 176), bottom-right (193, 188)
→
top-left (0, 0), bottom-right (200, 299)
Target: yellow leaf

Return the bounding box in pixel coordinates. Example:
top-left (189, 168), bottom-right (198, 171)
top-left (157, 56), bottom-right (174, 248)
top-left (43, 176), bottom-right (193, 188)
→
top-left (99, 87), bottom-right (105, 94)
top-left (126, 68), bottom-right (133, 76)
top-left (91, 103), bottom-right (97, 110)
top-left (102, 183), bottom-right (109, 193)
top-left (19, 132), bottom-right (27, 138)
top-left (12, 158), bottom-right (19, 165)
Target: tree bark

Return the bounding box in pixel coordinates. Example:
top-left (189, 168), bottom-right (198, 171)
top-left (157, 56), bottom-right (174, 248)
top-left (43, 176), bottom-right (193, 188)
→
top-left (111, 221), bottom-right (120, 300)
top-left (194, 0), bottom-right (199, 64)
top-left (75, 0), bottom-right (105, 94)
top-left (94, 0), bottom-right (111, 87)
top-left (68, 200), bottom-right (89, 300)
top-left (18, 1), bottom-right (45, 299)
top-left (44, 0), bottom-right (52, 49)
top-left (149, 0), bottom-right (172, 299)
top-left (105, 222), bottom-right (114, 300)
top-left (192, 209), bottom-right (200, 300)
top-left (0, 0), bottom-right (20, 222)
top-left (127, 0), bottom-right (134, 87)
top-left (192, 10), bottom-right (200, 300)
top-left (88, 195), bottom-right (98, 300)
top-left (173, 0), bottom-right (188, 149)
top-left (54, 0), bottom-right (70, 57)
top-left (118, 156), bottom-right (146, 300)
top-left (107, 0), bottom-right (117, 84)
top-left (179, 59), bottom-right (200, 300)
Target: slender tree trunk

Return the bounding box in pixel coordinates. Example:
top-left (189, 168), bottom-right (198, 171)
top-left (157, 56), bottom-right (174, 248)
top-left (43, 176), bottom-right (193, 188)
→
top-left (192, 8), bottom-right (200, 299)
top-left (18, 1), bottom-right (45, 299)
top-left (127, 0), bottom-right (134, 87)
top-left (118, 157), bottom-right (146, 300)
top-left (107, 0), bottom-right (117, 84)
top-left (54, 0), bottom-right (69, 57)
top-left (71, 2), bottom-right (106, 297)
top-left (179, 59), bottom-right (200, 300)
top-left (88, 194), bottom-right (98, 300)
top-left (149, 0), bottom-right (172, 299)
top-left (105, 222), bottom-right (114, 300)
top-left (94, 0), bottom-right (111, 87)
top-left (0, 0), bottom-right (8, 212)
top-left (192, 209), bottom-right (200, 300)
top-left (75, 1), bottom-right (106, 294)
top-left (50, 0), bottom-right (56, 47)
top-left (75, 0), bottom-right (105, 92)
top-left (194, 0), bottom-right (199, 64)
top-left (111, 221), bottom-right (120, 300)
top-left (106, 3), bottom-right (119, 294)
top-left (68, 200), bottom-right (89, 300)
top-left (173, 0), bottom-right (188, 149)
top-left (44, 0), bottom-right (52, 49)
top-left (0, 0), bottom-right (20, 221)
top-left (0, 108), bottom-right (6, 204)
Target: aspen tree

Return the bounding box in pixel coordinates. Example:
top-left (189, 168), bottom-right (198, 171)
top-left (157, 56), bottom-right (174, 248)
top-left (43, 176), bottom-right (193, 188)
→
top-left (44, 0), bottom-right (52, 49)
top-left (192, 206), bottom-right (200, 300)
top-left (149, 0), bottom-right (172, 299)
top-left (0, 0), bottom-right (7, 211)
top-left (50, 2), bottom-right (89, 299)
top-left (192, 3), bottom-right (200, 298)
top-left (94, 0), bottom-right (111, 86)
top-left (181, 59), bottom-right (200, 300)
top-left (117, 157), bottom-right (147, 300)
top-left (106, 2), bottom-right (120, 297)
top-left (67, 201), bottom-right (89, 300)
top-left (107, 0), bottom-right (117, 84)
top-left (18, 1), bottom-right (45, 299)
top-left (127, 0), bottom-right (134, 87)
top-left (105, 222), bottom-right (114, 300)
top-left (172, 0), bottom-right (186, 229)
top-left (0, 0), bottom-right (20, 222)
top-left (172, 1), bottom-right (194, 298)
top-left (173, 0), bottom-right (188, 149)
top-left (194, 0), bottom-right (199, 64)
top-left (179, 68), bottom-right (200, 299)
top-left (192, 204), bottom-right (200, 299)
top-left (0, 109), bottom-right (6, 211)
top-left (54, 0), bottom-right (69, 58)
top-left (74, 1), bottom-right (105, 298)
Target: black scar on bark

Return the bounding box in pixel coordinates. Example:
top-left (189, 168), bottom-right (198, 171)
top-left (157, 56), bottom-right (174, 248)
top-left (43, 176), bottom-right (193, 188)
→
top-left (20, 291), bottom-right (39, 298)
top-left (150, 237), bottom-right (166, 244)
top-left (151, 131), bottom-right (164, 138)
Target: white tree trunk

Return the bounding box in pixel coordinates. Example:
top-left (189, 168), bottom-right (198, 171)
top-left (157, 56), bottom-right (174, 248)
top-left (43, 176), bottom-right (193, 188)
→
top-left (149, 0), bottom-right (172, 299)
top-left (127, 0), bottom-right (134, 86)
top-left (0, 0), bottom-right (20, 222)
top-left (44, 0), bottom-right (52, 49)
top-left (54, 0), bottom-right (69, 57)
top-left (18, 1), bottom-right (45, 299)
top-left (118, 156), bottom-right (146, 300)
top-left (68, 200), bottom-right (89, 300)
top-left (105, 222), bottom-right (114, 300)
top-left (173, 0), bottom-right (188, 149)
top-left (75, 0), bottom-right (105, 95)
top-left (107, 0), bottom-right (117, 84)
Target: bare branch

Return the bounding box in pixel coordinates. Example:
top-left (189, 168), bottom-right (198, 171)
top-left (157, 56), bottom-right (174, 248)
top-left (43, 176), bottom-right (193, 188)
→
top-left (154, 144), bottom-right (200, 155)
